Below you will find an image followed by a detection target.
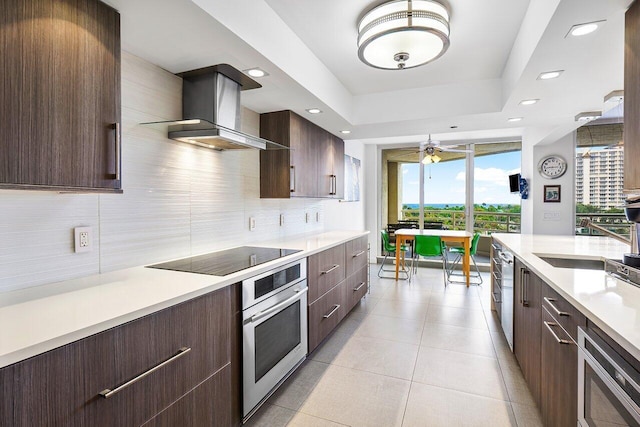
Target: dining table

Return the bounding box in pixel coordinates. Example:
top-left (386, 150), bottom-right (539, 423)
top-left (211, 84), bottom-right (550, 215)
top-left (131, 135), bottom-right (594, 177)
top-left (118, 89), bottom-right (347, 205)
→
top-left (394, 228), bottom-right (473, 286)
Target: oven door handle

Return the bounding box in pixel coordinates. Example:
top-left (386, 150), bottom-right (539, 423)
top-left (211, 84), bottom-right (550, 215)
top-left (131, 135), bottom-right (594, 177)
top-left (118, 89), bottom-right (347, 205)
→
top-left (250, 288), bottom-right (308, 323)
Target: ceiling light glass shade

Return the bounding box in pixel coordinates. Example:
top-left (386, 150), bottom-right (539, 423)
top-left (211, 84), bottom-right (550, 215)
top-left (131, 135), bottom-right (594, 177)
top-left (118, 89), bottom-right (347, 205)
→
top-left (421, 154), bottom-right (441, 164)
top-left (519, 99), bottom-right (539, 106)
top-left (569, 22), bottom-right (603, 37)
top-left (538, 70), bottom-right (563, 80)
top-left (357, 0), bottom-right (450, 70)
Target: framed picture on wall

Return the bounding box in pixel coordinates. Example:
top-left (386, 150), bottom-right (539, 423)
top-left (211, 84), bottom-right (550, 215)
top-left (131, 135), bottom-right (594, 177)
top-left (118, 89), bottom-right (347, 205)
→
top-left (543, 185), bottom-right (561, 203)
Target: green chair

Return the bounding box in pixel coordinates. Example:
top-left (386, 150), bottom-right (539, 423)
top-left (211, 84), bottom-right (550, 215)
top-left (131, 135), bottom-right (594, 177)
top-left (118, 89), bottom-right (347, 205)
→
top-left (379, 230), bottom-right (410, 279)
top-left (446, 232), bottom-right (483, 285)
top-left (410, 235), bottom-right (447, 286)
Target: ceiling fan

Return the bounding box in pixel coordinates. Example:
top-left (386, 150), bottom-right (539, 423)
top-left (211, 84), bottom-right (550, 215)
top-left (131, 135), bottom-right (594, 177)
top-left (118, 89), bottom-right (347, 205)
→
top-left (419, 135), bottom-right (472, 164)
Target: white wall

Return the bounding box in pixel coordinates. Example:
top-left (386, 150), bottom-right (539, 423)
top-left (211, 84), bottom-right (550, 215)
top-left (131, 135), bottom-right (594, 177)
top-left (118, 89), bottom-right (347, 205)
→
top-left (0, 52), bottom-right (364, 293)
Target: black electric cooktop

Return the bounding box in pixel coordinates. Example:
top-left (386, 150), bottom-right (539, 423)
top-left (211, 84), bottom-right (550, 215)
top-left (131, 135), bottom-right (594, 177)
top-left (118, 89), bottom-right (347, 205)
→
top-left (147, 246), bottom-right (301, 276)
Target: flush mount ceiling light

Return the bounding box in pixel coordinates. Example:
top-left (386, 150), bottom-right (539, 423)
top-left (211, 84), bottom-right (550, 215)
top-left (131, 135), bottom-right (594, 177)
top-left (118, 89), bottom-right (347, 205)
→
top-left (538, 70), bottom-right (564, 80)
top-left (575, 111), bottom-right (602, 122)
top-left (507, 117), bottom-right (523, 122)
top-left (519, 99), bottom-right (539, 106)
top-left (243, 68), bottom-right (269, 78)
top-left (306, 108), bottom-right (322, 114)
top-left (340, 130), bottom-right (351, 134)
top-left (357, 0), bottom-right (450, 70)
top-left (567, 20), bottom-right (605, 37)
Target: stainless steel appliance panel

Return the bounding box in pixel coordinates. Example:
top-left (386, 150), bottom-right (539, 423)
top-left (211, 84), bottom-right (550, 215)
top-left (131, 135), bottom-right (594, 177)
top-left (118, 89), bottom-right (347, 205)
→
top-left (500, 249), bottom-right (514, 350)
top-left (578, 327), bottom-right (640, 426)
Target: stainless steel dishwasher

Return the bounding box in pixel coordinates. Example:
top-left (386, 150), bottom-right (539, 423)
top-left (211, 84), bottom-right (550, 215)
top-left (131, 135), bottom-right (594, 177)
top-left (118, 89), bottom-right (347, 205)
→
top-left (499, 249), bottom-right (514, 350)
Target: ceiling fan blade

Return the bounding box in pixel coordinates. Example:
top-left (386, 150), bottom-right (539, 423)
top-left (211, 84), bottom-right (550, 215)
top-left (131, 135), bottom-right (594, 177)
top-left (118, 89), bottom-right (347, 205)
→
top-left (440, 147), bottom-right (472, 153)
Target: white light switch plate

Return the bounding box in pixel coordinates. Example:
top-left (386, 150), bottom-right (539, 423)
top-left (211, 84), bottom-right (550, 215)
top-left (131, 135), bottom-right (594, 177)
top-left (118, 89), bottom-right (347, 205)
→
top-left (249, 217), bottom-right (256, 231)
top-left (280, 214), bottom-right (285, 226)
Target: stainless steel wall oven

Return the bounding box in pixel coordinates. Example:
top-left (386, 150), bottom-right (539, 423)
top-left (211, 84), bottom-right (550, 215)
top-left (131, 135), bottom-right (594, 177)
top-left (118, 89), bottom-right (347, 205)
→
top-left (578, 326), bottom-right (640, 426)
top-left (242, 259), bottom-right (308, 421)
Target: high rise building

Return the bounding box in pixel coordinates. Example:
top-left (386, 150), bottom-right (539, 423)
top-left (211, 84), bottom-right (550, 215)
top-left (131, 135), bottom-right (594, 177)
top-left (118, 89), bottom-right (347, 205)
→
top-left (575, 147), bottom-right (624, 209)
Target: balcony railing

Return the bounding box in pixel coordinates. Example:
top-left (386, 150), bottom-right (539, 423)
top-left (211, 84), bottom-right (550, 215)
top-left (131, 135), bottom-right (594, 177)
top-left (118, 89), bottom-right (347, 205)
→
top-left (400, 208), bottom-right (633, 238)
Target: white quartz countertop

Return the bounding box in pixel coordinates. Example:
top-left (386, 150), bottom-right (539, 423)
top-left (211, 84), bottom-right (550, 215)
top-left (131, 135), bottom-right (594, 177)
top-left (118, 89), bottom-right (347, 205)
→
top-left (492, 233), bottom-right (640, 360)
top-left (0, 230), bottom-right (368, 368)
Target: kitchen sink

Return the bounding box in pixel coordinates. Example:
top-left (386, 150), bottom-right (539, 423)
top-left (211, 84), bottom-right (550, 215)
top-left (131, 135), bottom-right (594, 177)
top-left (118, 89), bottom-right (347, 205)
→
top-left (535, 255), bottom-right (604, 270)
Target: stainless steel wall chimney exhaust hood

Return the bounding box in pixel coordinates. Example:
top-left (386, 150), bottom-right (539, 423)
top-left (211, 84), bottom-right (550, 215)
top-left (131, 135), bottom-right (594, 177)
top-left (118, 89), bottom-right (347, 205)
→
top-left (142, 64), bottom-right (286, 151)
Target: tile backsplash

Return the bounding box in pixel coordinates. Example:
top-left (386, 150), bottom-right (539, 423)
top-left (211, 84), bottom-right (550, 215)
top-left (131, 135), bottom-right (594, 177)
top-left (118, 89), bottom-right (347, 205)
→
top-left (0, 52), bottom-right (363, 293)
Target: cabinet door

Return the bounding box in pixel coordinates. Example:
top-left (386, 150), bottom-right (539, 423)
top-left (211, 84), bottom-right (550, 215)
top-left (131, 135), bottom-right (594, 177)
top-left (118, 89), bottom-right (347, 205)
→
top-left (308, 244), bottom-right (347, 303)
top-left (317, 130), bottom-right (334, 198)
top-left (0, 0), bottom-right (121, 191)
top-left (541, 307), bottom-right (578, 427)
top-left (260, 111), bottom-right (292, 198)
top-left (142, 365), bottom-right (234, 427)
top-left (1, 288), bottom-right (234, 427)
top-left (332, 135), bottom-right (345, 199)
top-left (513, 257), bottom-right (542, 407)
top-left (289, 112), bottom-right (318, 197)
top-left (345, 265), bottom-right (368, 313)
top-left (345, 235), bottom-right (368, 276)
top-left (308, 279), bottom-right (347, 352)
top-left (625, 0), bottom-right (640, 193)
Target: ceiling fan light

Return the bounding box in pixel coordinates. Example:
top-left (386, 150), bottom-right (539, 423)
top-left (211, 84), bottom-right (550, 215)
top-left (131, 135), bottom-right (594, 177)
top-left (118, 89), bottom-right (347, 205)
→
top-left (357, 0), bottom-right (450, 70)
top-left (422, 156), bottom-right (433, 164)
top-left (432, 154), bottom-right (441, 163)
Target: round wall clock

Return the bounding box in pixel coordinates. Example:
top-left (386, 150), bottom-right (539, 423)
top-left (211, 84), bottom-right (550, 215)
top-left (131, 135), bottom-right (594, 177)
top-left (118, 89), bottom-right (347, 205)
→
top-left (537, 155), bottom-right (567, 179)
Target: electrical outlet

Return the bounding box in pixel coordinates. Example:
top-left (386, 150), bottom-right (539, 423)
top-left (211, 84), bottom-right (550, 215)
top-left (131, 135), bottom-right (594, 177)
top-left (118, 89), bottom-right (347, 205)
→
top-left (249, 217), bottom-right (256, 231)
top-left (280, 214), bottom-right (285, 226)
top-left (74, 227), bottom-right (92, 253)
top-left (316, 212), bottom-right (320, 222)
top-left (305, 212), bottom-right (310, 223)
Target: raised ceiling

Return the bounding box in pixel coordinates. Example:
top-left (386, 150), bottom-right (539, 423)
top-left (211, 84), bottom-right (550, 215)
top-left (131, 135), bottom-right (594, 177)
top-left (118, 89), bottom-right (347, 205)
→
top-left (104, 0), bottom-right (633, 146)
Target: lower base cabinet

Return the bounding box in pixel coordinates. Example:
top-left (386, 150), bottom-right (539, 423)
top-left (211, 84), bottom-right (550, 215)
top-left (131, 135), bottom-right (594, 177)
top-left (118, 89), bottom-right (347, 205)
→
top-left (0, 285), bottom-right (241, 427)
top-left (307, 236), bottom-right (369, 353)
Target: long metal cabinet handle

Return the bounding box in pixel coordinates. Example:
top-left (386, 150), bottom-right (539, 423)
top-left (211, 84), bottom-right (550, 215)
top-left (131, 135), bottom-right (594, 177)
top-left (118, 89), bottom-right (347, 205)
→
top-left (290, 166), bottom-right (296, 193)
top-left (321, 264), bottom-right (340, 274)
top-left (543, 321), bottom-right (572, 345)
top-left (323, 304), bottom-right (340, 318)
top-left (522, 269), bottom-right (530, 307)
top-left (251, 288), bottom-right (308, 323)
top-left (114, 122), bottom-right (121, 180)
top-left (353, 282), bottom-right (366, 291)
top-left (99, 347), bottom-right (191, 398)
top-left (331, 175), bottom-right (337, 195)
top-left (543, 297), bottom-right (570, 317)
top-left (329, 174), bottom-right (334, 195)
top-left (353, 250), bottom-right (365, 258)
top-left (518, 268), bottom-right (524, 305)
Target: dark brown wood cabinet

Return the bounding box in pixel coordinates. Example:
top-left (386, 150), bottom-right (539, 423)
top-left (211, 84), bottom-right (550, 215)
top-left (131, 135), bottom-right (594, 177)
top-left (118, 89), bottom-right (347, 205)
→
top-left (625, 0), bottom-right (640, 193)
top-left (540, 283), bottom-right (585, 427)
top-left (513, 257), bottom-right (542, 407)
top-left (307, 236), bottom-right (369, 353)
top-left (0, 286), bottom-right (240, 426)
top-left (0, 0), bottom-right (122, 192)
top-left (260, 110), bottom-right (345, 199)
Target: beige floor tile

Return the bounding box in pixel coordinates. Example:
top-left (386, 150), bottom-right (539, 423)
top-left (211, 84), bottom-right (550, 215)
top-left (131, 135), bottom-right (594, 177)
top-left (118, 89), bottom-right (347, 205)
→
top-left (245, 403), bottom-right (295, 427)
top-left (412, 346), bottom-right (510, 401)
top-left (485, 309), bottom-right (503, 332)
top-left (331, 335), bottom-right (419, 380)
top-left (268, 360), bottom-right (331, 411)
top-left (402, 383), bottom-right (517, 427)
top-left (355, 313), bottom-right (425, 344)
top-left (429, 291), bottom-right (483, 310)
top-left (425, 304), bottom-right (488, 330)
top-left (421, 323), bottom-right (496, 358)
top-left (382, 285), bottom-right (432, 304)
top-left (435, 282), bottom-right (481, 295)
top-left (299, 364), bottom-right (410, 427)
top-left (491, 330), bottom-right (514, 360)
top-left (511, 402), bottom-right (544, 427)
top-left (287, 412), bottom-right (350, 426)
top-left (498, 355), bottom-right (538, 406)
top-left (371, 298), bottom-right (430, 321)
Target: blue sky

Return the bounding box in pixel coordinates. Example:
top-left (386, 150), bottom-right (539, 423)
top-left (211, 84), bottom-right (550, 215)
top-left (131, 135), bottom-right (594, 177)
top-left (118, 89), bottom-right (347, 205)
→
top-left (401, 151), bottom-right (521, 205)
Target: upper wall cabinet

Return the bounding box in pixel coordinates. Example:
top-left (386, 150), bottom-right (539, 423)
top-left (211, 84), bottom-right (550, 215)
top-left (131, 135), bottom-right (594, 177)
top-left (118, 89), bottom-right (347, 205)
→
top-left (0, 0), bottom-right (121, 192)
top-left (259, 110), bottom-right (344, 199)
top-left (625, 0), bottom-right (640, 194)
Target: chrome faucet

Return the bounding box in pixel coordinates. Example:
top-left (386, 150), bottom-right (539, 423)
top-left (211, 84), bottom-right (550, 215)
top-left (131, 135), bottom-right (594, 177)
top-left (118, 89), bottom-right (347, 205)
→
top-left (580, 219), bottom-right (638, 253)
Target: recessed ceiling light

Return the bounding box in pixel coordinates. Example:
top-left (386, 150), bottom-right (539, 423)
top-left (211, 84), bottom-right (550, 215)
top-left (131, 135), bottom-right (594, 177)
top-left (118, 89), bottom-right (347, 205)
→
top-left (306, 108), bottom-right (322, 114)
top-left (519, 99), bottom-right (539, 106)
top-left (244, 68), bottom-right (268, 78)
top-left (567, 21), bottom-right (605, 37)
top-left (575, 111), bottom-right (602, 122)
top-left (538, 70), bottom-right (564, 80)
top-left (507, 117), bottom-right (523, 122)
top-left (340, 130), bottom-right (351, 134)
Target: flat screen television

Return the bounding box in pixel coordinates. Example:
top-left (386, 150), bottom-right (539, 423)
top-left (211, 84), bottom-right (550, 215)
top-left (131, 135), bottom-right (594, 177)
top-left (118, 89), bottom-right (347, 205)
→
top-left (509, 173), bottom-right (521, 193)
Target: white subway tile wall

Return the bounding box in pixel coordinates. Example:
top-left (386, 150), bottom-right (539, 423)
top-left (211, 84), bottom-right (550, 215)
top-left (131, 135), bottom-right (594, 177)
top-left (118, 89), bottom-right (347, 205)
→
top-left (0, 52), bottom-right (364, 293)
